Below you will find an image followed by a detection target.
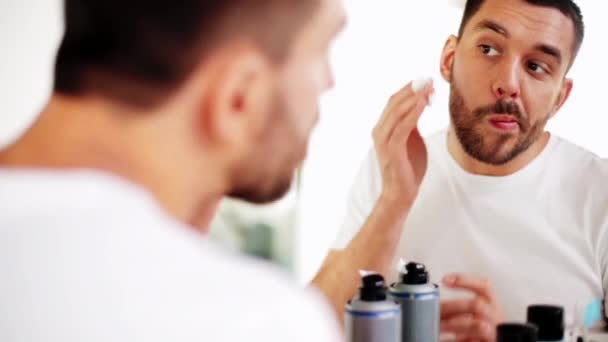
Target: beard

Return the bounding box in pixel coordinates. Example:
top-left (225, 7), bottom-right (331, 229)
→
top-left (449, 83), bottom-right (549, 165)
top-left (228, 172), bottom-right (295, 204)
top-left (227, 86), bottom-right (305, 204)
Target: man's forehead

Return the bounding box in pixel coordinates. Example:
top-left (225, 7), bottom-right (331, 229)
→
top-left (469, 0), bottom-right (574, 38)
top-left (465, 0), bottom-right (575, 61)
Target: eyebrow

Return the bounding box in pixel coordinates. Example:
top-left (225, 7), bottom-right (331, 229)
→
top-left (534, 44), bottom-right (562, 64)
top-left (475, 19), bottom-right (563, 64)
top-left (475, 20), bottom-right (509, 38)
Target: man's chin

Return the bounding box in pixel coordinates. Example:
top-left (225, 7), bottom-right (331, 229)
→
top-left (468, 144), bottom-right (521, 166)
top-left (228, 178), bottom-right (294, 205)
top-left (460, 132), bottom-right (521, 165)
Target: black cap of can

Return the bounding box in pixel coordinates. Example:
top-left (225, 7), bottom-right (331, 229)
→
top-left (497, 323), bottom-right (538, 342)
top-left (527, 305), bottom-right (564, 340)
top-left (402, 262), bottom-right (429, 285)
top-left (360, 274), bottom-right (387, 301)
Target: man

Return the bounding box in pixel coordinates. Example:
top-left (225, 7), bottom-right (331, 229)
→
top-left (314, 0), bottom-right (608, 340)
top-left (0, 0), bottom-right (346, 340)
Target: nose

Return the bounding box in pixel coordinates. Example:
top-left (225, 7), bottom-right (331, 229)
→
top-left (492, 58), bottom-right (521, 101)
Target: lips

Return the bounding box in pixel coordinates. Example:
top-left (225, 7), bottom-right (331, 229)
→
top-left (488, 115), bottom-right (519, 131)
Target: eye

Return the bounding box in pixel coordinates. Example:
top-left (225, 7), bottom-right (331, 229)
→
top-left (528, 62), bottom-right (548, 75)
top-left (479, 44), bottom-right (500, 57)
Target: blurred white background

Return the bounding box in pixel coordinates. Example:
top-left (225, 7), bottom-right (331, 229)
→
top-left (1, 0), bottom-right (606, 283)
top-left (0, 0), bottom-right (63, 146)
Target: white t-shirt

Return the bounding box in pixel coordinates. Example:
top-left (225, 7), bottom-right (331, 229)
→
top-left (0, 169), bottom-right (340, 342)
top-left (333, 129), bottom-right (608, 323)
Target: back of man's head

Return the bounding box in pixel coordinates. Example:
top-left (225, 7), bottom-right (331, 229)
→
top-left (54, 0), bottom-right (320, 109)
top-left (40, 0), bottom-right (345, 221)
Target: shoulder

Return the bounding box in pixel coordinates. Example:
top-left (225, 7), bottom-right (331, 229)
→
top-left (545, 135), bottom-right (608, 193)
top-left (184, 242), bottom-right (341, 341)
top-left (548, 136), bottom-right (608, 232)
top-left (548, 136), bottom-right (607, 177)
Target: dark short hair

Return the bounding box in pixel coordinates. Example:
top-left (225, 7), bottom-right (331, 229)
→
top-left (53, 0), bottom-right (320, 108)
top-left (458, 0), bottom-right (584, 62)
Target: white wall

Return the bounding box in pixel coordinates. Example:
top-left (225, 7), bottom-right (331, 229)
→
top-left (296, 0), bottom-right (608, 282)
top-left (0, 0), bottom-right (63, 148)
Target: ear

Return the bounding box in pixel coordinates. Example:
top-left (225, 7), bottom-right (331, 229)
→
top-left (440, 35), bottom-right (459, 83)
top-left (198, 44), bottom-right (274, 146)
top-left (548, 78), bottom-right (573, 119)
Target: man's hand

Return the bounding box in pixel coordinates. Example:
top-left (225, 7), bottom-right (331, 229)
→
top-left (372, 79), bottom-right (433, 212)
top-left (440, 274), bottom-right (505, 342)
top-left (311, 80), bottom-right (434, 321)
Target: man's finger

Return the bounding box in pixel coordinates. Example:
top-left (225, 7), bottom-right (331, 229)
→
top-left (443, 274), bottom-right (495, 302)
top-left (386, 97), bottom-right (427, 152)
top-left (441, 314), bottom-right (495, 341)
top-left (386, 84), bottom-right (433, 133)
top-left (373, 82), bottom-right (415, 137)
top-left (441, 299), bottom-right (473, 319)
top-left (441, 314), bottom-right (476, 334)
top-left (441, 298), bottom-right (493, 320)
top-left (455, 337), bottom-right (485, 342)
top-left (373, 82), bottom-right (433, 144)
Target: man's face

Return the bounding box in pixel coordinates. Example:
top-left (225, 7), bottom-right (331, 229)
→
top-left (228, 0), bottom-right (346, 203)
top-left (447, 0), bottom-right (575, 165)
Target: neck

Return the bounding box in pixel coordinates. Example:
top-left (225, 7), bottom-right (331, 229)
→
top-left (0, 94), bottom-right (225, 231)
top-left (447, 125), bottom-right (551, 176)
